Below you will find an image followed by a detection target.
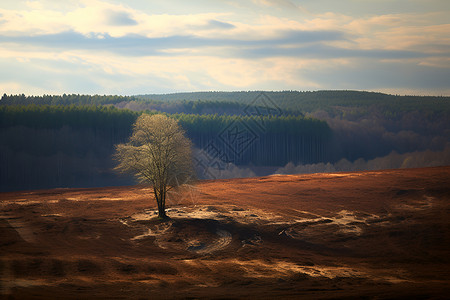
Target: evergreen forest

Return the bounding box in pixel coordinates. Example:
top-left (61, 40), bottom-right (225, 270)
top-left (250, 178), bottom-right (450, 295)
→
top-left (1, 91), bottom-right (449, 192)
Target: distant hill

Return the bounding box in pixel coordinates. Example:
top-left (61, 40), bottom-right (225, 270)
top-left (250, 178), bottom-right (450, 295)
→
top-left (3, 90), bottom-right (449, 116)
top-left (135, 90), bottom-right (450, 114)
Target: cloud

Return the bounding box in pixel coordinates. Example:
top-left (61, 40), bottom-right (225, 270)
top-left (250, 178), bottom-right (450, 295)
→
top-left (208, 19), bottom-right (235, 29)
top-left (1, 44), bottom-right (448, 97)
top-left (236, 44), bottom-right (436, 60)
top-left (1, 9), bottom-right (446, 62)
top-left (105, 10), bottom-right (138, 26)
top-left (0, 0), bottom-right (448, 95)
top-left (0, 2), bottom-right (233, 38)
top-left (252, 0), bottom-right (302, 11)
top-left (10, 27), bottom-right (433, 62)
top-left (0, 29), bottom-right (351, 57)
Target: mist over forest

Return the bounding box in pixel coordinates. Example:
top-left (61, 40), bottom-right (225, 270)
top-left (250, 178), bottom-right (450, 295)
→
top-left (1, 91), bottom-right (449, 192)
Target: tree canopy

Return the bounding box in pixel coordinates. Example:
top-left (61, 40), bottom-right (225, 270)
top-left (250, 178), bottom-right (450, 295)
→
top-left (113, 114), bottom-right (194, 219)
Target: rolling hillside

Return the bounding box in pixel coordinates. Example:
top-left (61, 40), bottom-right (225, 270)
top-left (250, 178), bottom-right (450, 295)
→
top-left (1, 166), bottom-right (449, 299)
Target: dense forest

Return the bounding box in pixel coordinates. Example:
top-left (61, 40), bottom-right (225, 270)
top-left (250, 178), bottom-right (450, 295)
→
top-left (0, 103), bottom-right (329, 191)
top-left (1, 91), bottom-right (449, 192)
top-left (0, 105), bottom-right (137, 191)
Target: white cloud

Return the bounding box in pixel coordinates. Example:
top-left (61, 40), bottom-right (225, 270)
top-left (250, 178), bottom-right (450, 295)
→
top-left (0, 0), bottom-right (449, 95)
top-left (0, 1), bottom-right (232, 38)
top-left (252, 0), bottom-right (305, 11)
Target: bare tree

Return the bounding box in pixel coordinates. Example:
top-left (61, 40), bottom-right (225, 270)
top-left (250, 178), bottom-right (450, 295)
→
top-left (113, 114), bottom-right (194, 219)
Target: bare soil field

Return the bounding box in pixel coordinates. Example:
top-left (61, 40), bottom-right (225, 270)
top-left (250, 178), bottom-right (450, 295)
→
top-left (1, 166), bottom-right (450, 299)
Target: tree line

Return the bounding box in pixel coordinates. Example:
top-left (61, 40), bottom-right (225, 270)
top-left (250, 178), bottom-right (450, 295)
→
top-left (1, 93), bottom-right (299, 116)
top-left (1, 93), bottom-right (136, 106)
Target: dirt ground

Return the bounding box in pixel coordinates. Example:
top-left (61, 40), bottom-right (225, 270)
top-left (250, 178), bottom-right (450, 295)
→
top-left (1, 166), bottom-right (449, 299)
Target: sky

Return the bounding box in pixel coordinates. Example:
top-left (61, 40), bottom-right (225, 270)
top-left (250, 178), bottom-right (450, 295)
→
top-left (0, 0), bottom-right (449, 96)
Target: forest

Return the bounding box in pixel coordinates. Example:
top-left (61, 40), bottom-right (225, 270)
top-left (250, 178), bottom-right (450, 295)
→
top-left (1, 91), bottom-right (449, 192)
top-left (0, 102), bottom-right (329, 191)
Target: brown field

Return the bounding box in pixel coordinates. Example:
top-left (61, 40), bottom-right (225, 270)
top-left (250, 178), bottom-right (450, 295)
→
top-left (1, 166), bottom-right (450, 299)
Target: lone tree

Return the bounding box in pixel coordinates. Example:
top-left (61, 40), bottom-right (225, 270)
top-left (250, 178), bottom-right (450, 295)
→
top-left (113, 114), bottom-right (194, 219)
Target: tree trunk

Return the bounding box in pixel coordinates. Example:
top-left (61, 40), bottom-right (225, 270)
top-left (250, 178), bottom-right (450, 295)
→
top-left (157, 203), bottom-right (167, 219)
top-left (154, 187), bottom-right (168, 220)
